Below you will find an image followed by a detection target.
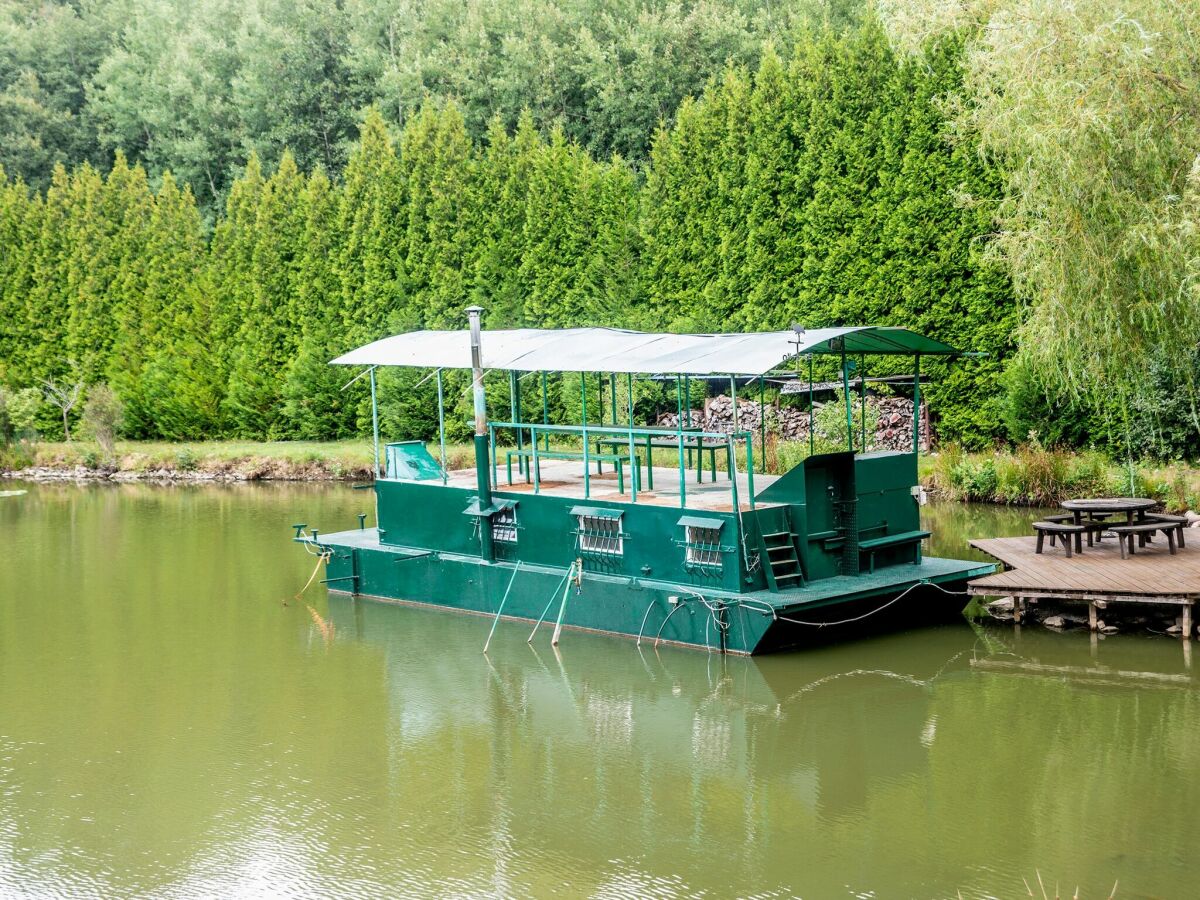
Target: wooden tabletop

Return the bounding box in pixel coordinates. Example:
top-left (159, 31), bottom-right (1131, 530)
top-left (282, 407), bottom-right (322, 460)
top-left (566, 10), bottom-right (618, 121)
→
top-left (1061, 497), bottom-right (1156, 513)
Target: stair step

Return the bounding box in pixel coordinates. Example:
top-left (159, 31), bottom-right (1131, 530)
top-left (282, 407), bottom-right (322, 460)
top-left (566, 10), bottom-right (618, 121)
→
top-left (766, 544), bottom-right (793, 555)
top-left (774, 572), bottom-right (802, 583)
top-left (762, 532), bottom-right (791, 541)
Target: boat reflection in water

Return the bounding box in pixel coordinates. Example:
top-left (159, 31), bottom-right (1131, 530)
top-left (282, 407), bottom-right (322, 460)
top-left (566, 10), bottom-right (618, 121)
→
top-left (324, 594), bottom-right (1200, 897)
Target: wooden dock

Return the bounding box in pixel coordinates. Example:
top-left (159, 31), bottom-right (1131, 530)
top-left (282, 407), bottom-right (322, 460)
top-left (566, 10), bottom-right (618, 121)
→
top-left (968, 534), bottom-right (1200, 636)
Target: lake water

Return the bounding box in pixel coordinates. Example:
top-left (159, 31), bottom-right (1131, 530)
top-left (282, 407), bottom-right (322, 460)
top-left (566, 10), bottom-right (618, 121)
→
top-left (1, 481), bottom-right (1196, 898)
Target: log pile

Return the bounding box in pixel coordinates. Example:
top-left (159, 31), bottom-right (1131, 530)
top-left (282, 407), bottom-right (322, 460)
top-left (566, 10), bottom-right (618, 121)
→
top-left (656, 394), bottom-right (930, 452)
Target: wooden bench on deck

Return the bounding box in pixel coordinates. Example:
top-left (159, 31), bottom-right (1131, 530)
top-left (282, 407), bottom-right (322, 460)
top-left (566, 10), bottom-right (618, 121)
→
top-left (858, 529), bottom-right (931, 573)
top-left (1111, 521), bottom-right (1180, 559)
top-left (1032, 520), bottom-right (1087, 556)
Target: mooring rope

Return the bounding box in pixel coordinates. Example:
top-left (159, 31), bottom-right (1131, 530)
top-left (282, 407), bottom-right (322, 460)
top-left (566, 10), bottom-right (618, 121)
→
top-left (292, 546), bottom-right (332, 604)
top-left (772, 580), bottom-right (970, 628)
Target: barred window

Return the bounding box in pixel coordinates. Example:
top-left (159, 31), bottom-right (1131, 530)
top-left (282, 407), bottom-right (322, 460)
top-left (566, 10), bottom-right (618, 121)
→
top-left (577, 513), bottom-right (623, 555)
top-left (492, 506), bottom-right (517, 543)
top-left (685, 525), bottom-right (722, 567)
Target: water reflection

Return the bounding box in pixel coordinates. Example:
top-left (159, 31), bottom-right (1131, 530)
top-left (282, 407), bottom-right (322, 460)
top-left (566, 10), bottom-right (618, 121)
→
top-left (0, 484), bottom-right (1196, 898)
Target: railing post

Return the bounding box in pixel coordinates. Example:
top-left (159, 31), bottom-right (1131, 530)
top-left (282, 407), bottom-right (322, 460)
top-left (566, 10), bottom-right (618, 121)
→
top-left (531, 426), bottom-right (541, 493)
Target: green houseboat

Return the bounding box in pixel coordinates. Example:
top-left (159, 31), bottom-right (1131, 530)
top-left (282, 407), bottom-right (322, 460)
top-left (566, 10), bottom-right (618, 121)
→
top-left (295, 310), bottom-right (993, 654)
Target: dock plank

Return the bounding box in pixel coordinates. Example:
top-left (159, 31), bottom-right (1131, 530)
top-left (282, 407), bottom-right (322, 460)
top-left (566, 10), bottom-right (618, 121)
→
top-left (969, 535), bottom-right (1200, 599)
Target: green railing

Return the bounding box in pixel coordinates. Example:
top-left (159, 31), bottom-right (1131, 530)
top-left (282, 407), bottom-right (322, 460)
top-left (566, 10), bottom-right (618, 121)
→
top-left (487, 420), bottom-right (756, 509)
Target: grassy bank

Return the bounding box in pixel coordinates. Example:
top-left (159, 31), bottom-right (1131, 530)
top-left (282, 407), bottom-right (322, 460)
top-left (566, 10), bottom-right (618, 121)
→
top-left (6, 438), bottom-right (1199, 512)
top-left (922, 445), bottom-right (1200, 512)
top-left (1, 440), bottom-right (385, 480)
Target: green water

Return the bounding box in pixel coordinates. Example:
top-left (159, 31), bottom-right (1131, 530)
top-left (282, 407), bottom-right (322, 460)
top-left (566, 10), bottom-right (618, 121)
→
top-left (1, 482), bottom-right (1196, 898)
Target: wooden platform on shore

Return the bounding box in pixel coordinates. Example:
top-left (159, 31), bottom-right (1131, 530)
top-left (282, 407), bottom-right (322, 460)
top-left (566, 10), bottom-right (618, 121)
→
top-left (969, 535), bottom-right (1200, 603)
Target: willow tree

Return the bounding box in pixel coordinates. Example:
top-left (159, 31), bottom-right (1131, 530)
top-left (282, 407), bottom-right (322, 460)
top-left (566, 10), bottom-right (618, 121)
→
top-left (883, 0), bottom-right (1200, 445)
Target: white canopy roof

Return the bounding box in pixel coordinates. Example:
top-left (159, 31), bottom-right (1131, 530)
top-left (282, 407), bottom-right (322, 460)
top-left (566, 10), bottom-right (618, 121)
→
top-left (331, 326), bottom-right (962, 376)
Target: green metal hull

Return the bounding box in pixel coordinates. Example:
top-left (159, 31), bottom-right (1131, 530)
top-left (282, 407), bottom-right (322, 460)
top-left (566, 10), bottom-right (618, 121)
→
top-left (314, 526), bottom-right (990, 654)
top-left (302, 451), bottom-right (994, 654)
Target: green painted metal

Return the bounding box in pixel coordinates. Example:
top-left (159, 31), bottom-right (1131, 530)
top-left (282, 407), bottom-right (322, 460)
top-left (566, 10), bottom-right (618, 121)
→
top-left (626, 372), bottom-right (637, 503)
top-left (860, 354), bottom-right (866, 451)
top-left (580, 373), bottom-right (590, 499)
top-left (540, 371), bottom-right (549, 449)
top-left (675, 376), bottom-right (686, 507)
top-left (807, 355), bottom-right (814, 457)
top-left (913, 353), bottom-right (921, 453)
top-left (840, 348), bottom-right (853, 450)
top-left (758, 375), bottom-right (765, 474)
top-left (435, 369), bottom-right (448, 482)
top-left (369, 367), bottom-right (381, 478)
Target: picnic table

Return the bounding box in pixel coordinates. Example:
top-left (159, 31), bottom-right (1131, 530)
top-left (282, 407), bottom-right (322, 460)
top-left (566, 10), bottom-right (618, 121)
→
top-left (593, 429), bottom-right (730, 490)
top-left (1060, 497), bottom-right (1156, 527)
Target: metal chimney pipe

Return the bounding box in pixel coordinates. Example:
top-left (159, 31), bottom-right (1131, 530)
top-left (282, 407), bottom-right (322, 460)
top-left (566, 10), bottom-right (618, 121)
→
top-left (467, 306), bottom-right (495, 561)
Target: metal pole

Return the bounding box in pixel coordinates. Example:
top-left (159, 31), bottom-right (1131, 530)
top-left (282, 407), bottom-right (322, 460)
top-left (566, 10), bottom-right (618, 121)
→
top-left (483, 563), bottom-right (521, 654)
top-left (684, 378), bottom-right (691, 426)
top-left (581, 373), bottom-right (590, 499)
top-left (676, 375), bottom-right (686, 508)
top-left (860, 354), bottom-right (866, 452)
top-left (610, 374), bottom-right (617, 426)
top-left (598, 372), bottom-right (604, 426)
top-left (509, 370), bottom-right (524, 476)
top-left (541, 371), bottom-right (549, 449)
top-left (744, 430), bottom-right (756, 509)
top-left (912, 353), bottom-right (921, 455)
top-left (436, 368), bottom-right (447, 483)
top-left (841, 347), bottom-right (854, 452)
top-left (729, 376), bottom-right (738, 436)
top-left (808, 355), bottom-right (814, 457)
top-left (467, 306), bottom-right (494, 562)
top-left (369, 367), bottom-right (381, 478)
top-left (626, 372), bottom-right (637, 502)
top-left (758, 375), bottom-right (766, 474)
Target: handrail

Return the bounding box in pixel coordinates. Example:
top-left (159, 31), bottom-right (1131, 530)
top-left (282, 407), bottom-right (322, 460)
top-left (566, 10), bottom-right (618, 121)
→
top-left (490, 420), bottom-right (734, 441)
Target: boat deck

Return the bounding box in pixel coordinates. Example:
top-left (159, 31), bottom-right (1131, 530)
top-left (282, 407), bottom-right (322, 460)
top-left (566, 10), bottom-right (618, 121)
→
top-left (969, 535), bottom-right (1200, 603)
top-left (446, 458), bottom-right (779, 512)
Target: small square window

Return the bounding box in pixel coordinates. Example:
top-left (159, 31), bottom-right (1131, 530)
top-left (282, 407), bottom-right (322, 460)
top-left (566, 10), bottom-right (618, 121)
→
top-left (492, 506), bottom-right (517, 543)
top-left (686, 525), bottom-right (722, 567)
top-left (577, 514), bottom-right (623, 555)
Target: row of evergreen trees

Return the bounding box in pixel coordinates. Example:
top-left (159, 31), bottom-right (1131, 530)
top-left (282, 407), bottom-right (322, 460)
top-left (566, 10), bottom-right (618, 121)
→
top-left (0, 25), bottom-right (1016, 447)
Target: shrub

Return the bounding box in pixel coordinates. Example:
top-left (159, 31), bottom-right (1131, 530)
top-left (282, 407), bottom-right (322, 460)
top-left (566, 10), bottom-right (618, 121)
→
top-left (174, 448), bottom-right (198, 471)
top-left (81, 384), bottom-right (125, 455)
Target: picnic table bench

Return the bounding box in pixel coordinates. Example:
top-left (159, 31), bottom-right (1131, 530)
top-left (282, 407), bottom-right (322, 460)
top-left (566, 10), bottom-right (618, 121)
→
top-left (506, 447), bottom-right (641, 494)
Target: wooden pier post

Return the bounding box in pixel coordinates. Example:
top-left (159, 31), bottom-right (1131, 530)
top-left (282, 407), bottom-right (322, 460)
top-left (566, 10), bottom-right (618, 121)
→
top-left (1088, 602), bottom-right (1098, 632)
top-left (1183, 602), bottom-right (1193, 642)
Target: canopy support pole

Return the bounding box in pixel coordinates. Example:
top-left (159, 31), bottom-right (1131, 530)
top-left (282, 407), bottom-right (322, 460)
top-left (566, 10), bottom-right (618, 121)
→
top-left (841, 347), bottom-right (854, 452)
top-left (610, 374), bottom-right (617, 427)
top-left (758, 375), bottom-right (766, 474)
top-left (509, 370), bottom-right (523, 476)
top-left (626, 372), bottom-right (637, 503)
top-left (369, 367), bottom-right (381, 479)
top-left (684, 378), bottom-right (691, 427)
top-left (598, 372), bottom-right (604, 427)
top-left (730, 376), bottom-right (739, 437)
top-left (912, 353), bottom-right (921, 454)
top-left (676, 376), bottom-right (686, 508)
top-left (808, 355), bottom-right (814, 457)
top-left (581, 373), bottom-right (590, 500)
top-left (541, 371), bottom-right (549, 450)
top-left (436, 369), bottom-right (447, 483)
top-left (467, 306), bottom-right (494, 563)
top-left (860, 354), bottom-right (867, 451)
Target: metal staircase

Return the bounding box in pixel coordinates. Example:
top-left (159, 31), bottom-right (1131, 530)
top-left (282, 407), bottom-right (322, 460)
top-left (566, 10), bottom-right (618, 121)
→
top-left (759, 514), bottom-right (805, 591)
